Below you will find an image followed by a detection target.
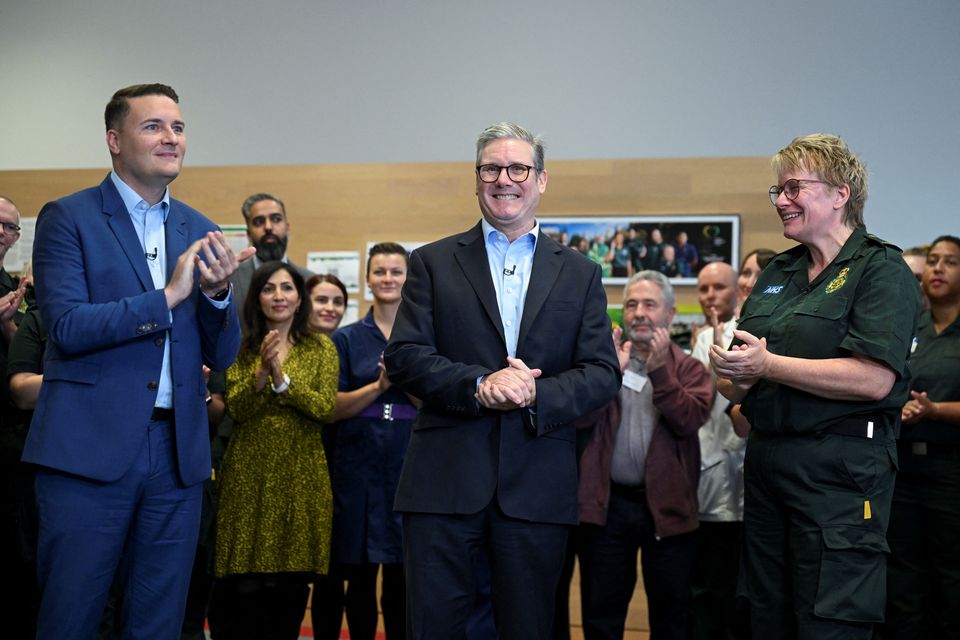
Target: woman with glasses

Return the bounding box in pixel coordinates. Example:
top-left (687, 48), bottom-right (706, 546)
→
top-left (885, 235), bottom-right (960, 638)
top-left (709, 134), bottom-right (919, 638)
top-left (213, 262), bottom-right (338, 639)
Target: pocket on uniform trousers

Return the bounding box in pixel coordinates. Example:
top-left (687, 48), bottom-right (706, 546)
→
top-left (814, 525), bottom-right (889, 623)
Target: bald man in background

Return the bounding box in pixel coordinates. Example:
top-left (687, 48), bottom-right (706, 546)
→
top-left (688, 261), bottom-right (748, 639)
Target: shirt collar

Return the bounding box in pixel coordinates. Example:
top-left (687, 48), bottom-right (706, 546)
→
top-left (110, 172), bottom-right (170, 221)
top-left (481, 218), bottom-right (540, 247)
top-left (782, 226), bottom-right (868, 273)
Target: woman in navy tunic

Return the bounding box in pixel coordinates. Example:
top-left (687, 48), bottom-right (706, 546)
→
top-left (323, 243), bottom-right (414, 640)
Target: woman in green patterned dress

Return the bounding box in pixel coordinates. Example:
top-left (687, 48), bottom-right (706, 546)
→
top-left (214, 261), bottom-right (338, 639)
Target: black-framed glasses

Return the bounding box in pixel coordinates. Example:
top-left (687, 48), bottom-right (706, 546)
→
top-left (476, 163), bottom-right (534, 184)
top-left (768, 179), bottom-right (831, 205)
top-left (0, 222), bottom-right (21, 234)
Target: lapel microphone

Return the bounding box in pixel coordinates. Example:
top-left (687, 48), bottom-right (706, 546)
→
top-left (503, 264), bottom-right (516, 276)
top-left (145, 247), bottom-right (158, 261)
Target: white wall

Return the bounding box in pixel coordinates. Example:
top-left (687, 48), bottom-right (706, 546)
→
top-left (1, 0), bottom-right (957, 246)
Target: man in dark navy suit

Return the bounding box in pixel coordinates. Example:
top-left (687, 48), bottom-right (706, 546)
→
top-left (23, 83), bottom-right (253, 640)
top-left (384, 122), bottom-right (621, 639)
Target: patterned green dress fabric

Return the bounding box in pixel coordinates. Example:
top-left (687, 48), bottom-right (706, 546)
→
top-left (216, 331), bottom-right (338, 577)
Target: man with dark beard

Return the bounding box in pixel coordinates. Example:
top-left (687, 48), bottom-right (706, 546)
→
top-left (230, 193), bottom-right (313, 323)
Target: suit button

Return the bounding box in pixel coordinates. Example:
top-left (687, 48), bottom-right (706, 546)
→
top-left (147, 381), bottom-right (159, 390)
top-left (154, 337), bottom-right (164, 347)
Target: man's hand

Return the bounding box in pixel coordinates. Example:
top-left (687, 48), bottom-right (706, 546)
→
top-left (0, 276), bottom-right (27, 342)
top-left (475, 357), bottom-right (542, 411)
top-left (613, 327), bottom-right (632, 373)
top-left (197, 232), bottom-right (256, 298)
top-left (709, 310), bottom-right (728, 349)
top-left (644, 326), bottom-right (672, 371)
top-left (165, 232), bottom-right (256, 309)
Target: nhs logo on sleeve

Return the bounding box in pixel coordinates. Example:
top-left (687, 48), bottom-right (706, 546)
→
top-left (762, 285), bottom-right (784, 294)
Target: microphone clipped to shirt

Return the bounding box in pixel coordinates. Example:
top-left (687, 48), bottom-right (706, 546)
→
top-left (503, 264), bottom-right (516, 276)
top-left (145, 247), bottom-right (158, 261)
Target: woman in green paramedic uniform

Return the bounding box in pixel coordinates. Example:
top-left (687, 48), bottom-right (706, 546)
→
top-left (709, 133), bottom-right (919, 639)
top-left (885, 235), bottom-right (960, 638)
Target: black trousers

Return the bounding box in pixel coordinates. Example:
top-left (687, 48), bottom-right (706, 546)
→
top-left (208, 574), bottom-right (310, 640)
top-left (403, 500), bottom-right (568, 640)
top-left (578, 491), bottom-right (696, 640)
top-left (743, 432), bottom-right (895, 640)
top-left (884, 444), bottom-right (960, 639)
top-left (311, 562), bottom-right (405, 640)
top-left (689, 520), bottom-right (749, 640)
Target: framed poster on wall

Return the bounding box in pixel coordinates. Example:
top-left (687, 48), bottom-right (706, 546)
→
top-left (539, 215), bottom-right (740, 286)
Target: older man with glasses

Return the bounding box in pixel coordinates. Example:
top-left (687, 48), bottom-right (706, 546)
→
top-left (384, 122), bottom-right (621, 639)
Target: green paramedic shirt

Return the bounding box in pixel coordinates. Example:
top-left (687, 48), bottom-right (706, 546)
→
top-left (736, 227), bottom-right (920, 435)
top-left (900, 310), bottom-right (960, 445)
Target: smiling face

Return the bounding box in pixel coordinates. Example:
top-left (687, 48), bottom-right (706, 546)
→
top-left (106, 94), bottom-right (185, 202)
top-left (258, 268), bottom-right (300, 327)
top-left (773, 167), bottom-right (849, 245)
top-left (367, 253), bottom-right (407, 305)
top-left (737, 253), bottom-right (763, 303)
top-left (309, 281), bottom-right (346, 334)
top-left (476, 137), bottom-right (547, 241)
top-left (623, 279), bottom-right (674, 346)
top-left (923, 240), bottom-right (960, 304)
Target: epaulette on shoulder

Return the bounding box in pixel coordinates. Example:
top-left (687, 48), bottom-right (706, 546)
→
top-left (862, 232), bottom-right (903, 257)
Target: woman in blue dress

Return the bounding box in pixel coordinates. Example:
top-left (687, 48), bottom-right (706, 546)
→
top-left (315, 243), bottom-right (414, 640)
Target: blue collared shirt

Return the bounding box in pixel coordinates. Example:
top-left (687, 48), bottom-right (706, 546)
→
top-left (481, 218), bottom-right (539, 358)
top-left (109, 172), bottom-right (229, 409)
top-left (110, 172), bottom-right (176, 408)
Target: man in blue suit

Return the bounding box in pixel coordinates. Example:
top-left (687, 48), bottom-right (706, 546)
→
top-left (22, 83), bottom-right (254, 639)
top-left (384, 123), bottom-right (621, 639)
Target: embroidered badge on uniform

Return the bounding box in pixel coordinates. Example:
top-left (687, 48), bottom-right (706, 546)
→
top-left (825, 267), bottom-right (849, 294)
top-left (762, 285), bottom-right (784, 294)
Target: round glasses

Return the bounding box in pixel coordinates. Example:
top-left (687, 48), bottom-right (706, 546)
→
top-left (476, 163), bottom-right (534, 184)
top-left (768, 179), bottom-right (831, 205)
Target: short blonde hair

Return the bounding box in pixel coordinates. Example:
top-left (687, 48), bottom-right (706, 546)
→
top-left (772, 133), bottom-right (868, 228)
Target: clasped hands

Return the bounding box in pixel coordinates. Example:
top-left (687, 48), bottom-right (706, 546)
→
top-left (0, 276), bottom-right (28, 340)
top-left (164, 231), bottom-right (257, 309)
top-left (475, 357), bottom-right (541, 411)
top-left (708, 328), bottom-right (771, 391)
top-left (256, 329), bottom-right (286, 392)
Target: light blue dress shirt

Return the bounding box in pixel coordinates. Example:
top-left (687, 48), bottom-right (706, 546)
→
top-left (481, 218), bottom-right (539, 358)
top-left (110, 172), bottom-right (229, 409)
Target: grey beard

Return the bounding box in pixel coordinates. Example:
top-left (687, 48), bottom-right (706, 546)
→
top-left (254, 235), bottom-right (288, 262)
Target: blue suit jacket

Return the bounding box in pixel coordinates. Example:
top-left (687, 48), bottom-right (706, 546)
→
top-left (23, 176), bottom-right (242, 486)
top-left (384, 223), bottom-right (622, 525)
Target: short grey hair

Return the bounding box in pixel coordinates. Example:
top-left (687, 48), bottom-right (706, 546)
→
top-left (241, 193), bottom-right (286, 222)
top-left (475, 122), bottom-right (545, 174)
top-left (624, 270), bottom-right (675, 310)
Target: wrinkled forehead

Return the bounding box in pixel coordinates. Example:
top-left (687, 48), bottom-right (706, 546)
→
top-left (478, 137), bottom-right (535, 164)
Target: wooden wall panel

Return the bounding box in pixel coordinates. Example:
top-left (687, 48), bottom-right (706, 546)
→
top-left (0, 157), bottom-right (792, 312)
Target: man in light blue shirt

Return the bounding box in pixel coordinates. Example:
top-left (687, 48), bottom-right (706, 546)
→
top-left (385, 122), bottom-right (621, 639)
top-left (24, 83), bottom-right (254, 640)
